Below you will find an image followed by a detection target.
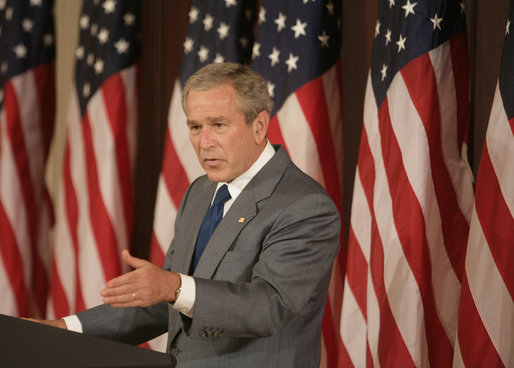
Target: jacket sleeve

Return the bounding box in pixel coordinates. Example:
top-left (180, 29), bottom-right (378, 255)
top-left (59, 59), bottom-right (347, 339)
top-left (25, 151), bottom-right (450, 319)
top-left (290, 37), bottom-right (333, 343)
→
top-left (76, 301), bottom-right (169, 345)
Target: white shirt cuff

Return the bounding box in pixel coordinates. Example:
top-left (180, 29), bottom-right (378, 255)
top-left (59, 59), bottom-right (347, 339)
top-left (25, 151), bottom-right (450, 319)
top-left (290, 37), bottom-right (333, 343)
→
top-left (62, 315), bottom-right (83, 333)
top-left (172, 273), bottom-right (195, 318)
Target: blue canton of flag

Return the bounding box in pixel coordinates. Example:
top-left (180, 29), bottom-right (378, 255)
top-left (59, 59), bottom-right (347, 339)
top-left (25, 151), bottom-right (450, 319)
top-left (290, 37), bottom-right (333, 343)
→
top-left (500, 2), bottom-right (514, 122)
top-left (371, 0), bottom-right (466, 107)
top-left (74, 0), bottom-right (140, 117)
top-left (179, 0), bottom-right (257, 86)
top-left (251, 0), bottom-right (341, 117)
top-left (0, 0), bottom-right (55, 109)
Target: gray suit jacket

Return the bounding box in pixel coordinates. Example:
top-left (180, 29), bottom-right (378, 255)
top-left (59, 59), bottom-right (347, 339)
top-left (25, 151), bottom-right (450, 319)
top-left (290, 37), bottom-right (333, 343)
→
top-left (76, 145), bottom-right (340, 367)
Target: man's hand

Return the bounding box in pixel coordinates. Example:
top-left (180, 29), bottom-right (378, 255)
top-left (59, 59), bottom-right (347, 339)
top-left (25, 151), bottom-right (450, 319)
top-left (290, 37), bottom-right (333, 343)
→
top-left (23, 318), bottom-right (67, 329)
top-left (100, 250), bottom-right (181, 308)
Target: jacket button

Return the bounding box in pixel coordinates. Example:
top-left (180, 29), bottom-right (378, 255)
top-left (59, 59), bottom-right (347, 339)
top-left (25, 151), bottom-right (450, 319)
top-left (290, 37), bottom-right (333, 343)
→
top-left (170, 347), bottom-right (180, 356)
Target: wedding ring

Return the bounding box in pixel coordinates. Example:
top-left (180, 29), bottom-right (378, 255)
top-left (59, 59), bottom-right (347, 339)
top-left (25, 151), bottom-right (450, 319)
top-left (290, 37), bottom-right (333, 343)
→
top-left (132, 292), bottom-right (136, 299)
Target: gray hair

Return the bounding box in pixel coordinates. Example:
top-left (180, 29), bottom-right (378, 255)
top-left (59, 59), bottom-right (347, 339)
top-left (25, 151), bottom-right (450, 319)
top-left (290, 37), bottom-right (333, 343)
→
top-left (182, 63), bottom-right (274, 124)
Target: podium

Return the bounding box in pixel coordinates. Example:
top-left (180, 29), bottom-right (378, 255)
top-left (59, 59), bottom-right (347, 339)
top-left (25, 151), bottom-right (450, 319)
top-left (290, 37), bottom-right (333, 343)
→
top-left (0, 314), bottom-right (174, 367)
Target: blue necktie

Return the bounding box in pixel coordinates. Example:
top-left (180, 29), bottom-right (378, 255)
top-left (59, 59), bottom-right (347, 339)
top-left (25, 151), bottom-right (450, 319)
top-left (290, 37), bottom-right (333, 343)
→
top-left (192, 184), bottom-right (231, 272)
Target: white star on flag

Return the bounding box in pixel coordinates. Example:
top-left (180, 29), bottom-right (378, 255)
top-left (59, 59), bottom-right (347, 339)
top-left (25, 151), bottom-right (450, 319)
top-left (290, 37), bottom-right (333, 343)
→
top-left (274, 13), bottom-right (287, 32)
top-left (80, 14), bottom-right (89, 29)
top-left (124, 12), bottom-right (135, 26)
top-left (103, 0), bottom-right (116, 14)
top-left (252, 42), bottom-right (261, 58)
top-left (396, 34), bottom-right (406, 52)
top-left (285, 52), bottom-right (299, 72)
top-left (402, 0), bottom-right (417, 17)
top-left (203, 14), bottom-right (214, 31)
top-left (13, 44), bottom-right (27, 58)
top-left (259, 7), bottom-right (266, 23)
top-left (267, 81), bottom-right (275, 97)
top-left (213, 53), bottom-right (225, 63)
top-left (22, 18), bottom-right (34, 32)
top-left (268, 47), bottom-right (280, 66)
top-left (114, 38), bottom-right (129, 53)
top-left (217, 22), bottom-right (230, 40)
top-left (98, 28), bottom-right (109, 44)
top-left (291, 18), bottom-right (307, 38)
top-left (197, 45), bottom-right (209, 62)
top-left (431, 13), bottom-right (443, 30)
top-left (318, 30), bottom-right (330, 47)
top-left (385, 28), bottom-right (392, 45)
top-left (189, 7), bottom-right (199, 23)
top-left (183, 37), bottom-right (194, 53)
top-left (94, 59), bottom-right (104, 74)
top-left (380, 63), bottom-right (387, 80)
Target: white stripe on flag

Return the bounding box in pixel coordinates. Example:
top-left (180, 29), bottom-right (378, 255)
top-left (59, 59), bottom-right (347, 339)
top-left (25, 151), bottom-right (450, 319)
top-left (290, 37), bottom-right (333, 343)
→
top-left (389, 67), bottom-right (461, 342)
top-left (429, 45), bottom-right (474, 221)
top-left (276, 92), bottom-right (324, 186)
top-left (465, 205), bottom-right (513, 364)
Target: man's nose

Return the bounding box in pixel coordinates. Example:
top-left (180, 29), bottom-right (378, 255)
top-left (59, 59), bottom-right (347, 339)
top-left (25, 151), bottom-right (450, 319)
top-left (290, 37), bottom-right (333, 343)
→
top-left (199, 128), bottom-right (214, 149)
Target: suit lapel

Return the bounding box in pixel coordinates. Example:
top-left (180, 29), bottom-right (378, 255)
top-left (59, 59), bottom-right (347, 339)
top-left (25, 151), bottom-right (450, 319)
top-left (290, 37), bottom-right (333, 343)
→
top-left (170, 179), bottom-right (216, 275)
top-left (193, 145), bottom-right (291, 278)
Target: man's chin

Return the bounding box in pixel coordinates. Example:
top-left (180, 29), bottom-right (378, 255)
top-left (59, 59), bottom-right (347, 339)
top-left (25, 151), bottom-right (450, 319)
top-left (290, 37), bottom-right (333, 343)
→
top-left (205, 170), bottom-right (229, 183)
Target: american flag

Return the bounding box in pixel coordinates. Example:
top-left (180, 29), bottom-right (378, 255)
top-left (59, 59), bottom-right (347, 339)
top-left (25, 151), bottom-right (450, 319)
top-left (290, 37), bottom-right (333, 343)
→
top-left (48, 0), bottom-right (140, 319)
top-left (0, 0), bottom-right (55, 318)
top-left (339, 0), bottom-right (475, 366)
top-left (453, 3), bottom-right (514, 367)
top-left (148, 0), bottom-right (257, 351)
top-left (250, 1), bottom-right (344, 366)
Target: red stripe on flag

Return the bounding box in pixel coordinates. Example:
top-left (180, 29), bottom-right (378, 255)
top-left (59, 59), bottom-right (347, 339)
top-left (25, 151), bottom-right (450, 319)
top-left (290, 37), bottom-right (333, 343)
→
top-left (49, 257), bottom-right (70, 318)
top-left (370, 219), bottom-right (415, 367)
top-left (401, 55), bottom-right (468, 280)
top-left (346, 226), bottom-right (368, 318)
top-left (295, 78), bottom-right (342, 209)
top-left (358, 128), bottom-right (415, 367)
top-left (474, 146), bottom-right (514, 298)
top-left (150, 232), bottom-right (166, 267)
top-left (100, 74), bottom-right (133, 234)
top-left (162, 131), bottom-right (190, 209)
top-left (81, 114), bottom-right (122, 282)
top-left (0, 202), bottom-right (26, 316)
top-left (4, 81), bottom-right (38, 247)
top-left (267, 115), bottom-right (287, 148)
top-left (457, 276), bottom-right (506, 368)
top-left (378, 98), bottom-right (453, 365)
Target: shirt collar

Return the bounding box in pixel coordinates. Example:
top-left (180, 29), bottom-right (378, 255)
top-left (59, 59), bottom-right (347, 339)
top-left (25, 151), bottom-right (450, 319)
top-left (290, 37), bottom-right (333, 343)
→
top-left (215, 141), bottom-right (275, 202)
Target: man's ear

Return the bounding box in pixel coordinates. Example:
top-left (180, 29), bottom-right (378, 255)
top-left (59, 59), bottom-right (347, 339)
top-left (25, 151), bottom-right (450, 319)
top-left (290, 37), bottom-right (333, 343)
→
top-left (252, 110), bottom-right (270, 144)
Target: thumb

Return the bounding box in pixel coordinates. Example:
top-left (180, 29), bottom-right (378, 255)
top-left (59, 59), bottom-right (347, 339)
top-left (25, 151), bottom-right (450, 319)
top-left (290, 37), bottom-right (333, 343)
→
top-left (121, 249), bottom-right (148, 269)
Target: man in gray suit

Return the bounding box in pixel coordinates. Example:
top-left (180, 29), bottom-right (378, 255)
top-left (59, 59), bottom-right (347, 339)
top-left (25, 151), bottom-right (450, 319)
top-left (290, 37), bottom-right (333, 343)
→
top-left (39, 62), bottom-right (340, 367)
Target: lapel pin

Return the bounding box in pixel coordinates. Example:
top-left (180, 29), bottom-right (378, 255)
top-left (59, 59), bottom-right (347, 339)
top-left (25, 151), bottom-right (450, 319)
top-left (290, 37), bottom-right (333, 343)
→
top-left (238, 217), bottom-right (245, 223)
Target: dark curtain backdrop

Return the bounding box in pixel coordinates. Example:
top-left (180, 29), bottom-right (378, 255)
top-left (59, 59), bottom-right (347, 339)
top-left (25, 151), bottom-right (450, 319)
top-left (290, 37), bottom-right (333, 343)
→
top-left (132, 0), bottom-right (510, 258)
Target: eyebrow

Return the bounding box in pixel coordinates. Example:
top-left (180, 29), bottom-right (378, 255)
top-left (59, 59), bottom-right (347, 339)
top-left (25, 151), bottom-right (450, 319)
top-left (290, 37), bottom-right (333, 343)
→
top-left (187, 116), bottom-right (229, 125)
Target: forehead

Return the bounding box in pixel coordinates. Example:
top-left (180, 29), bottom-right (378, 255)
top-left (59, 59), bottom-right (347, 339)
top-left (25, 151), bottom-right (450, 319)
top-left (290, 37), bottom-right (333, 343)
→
top-left (186, 84), bottom-right (243, 118)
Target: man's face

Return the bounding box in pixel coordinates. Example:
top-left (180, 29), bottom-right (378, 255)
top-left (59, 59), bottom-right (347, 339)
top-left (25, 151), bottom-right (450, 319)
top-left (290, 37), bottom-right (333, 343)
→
top-left (186, 83), bottom-right (268, 183)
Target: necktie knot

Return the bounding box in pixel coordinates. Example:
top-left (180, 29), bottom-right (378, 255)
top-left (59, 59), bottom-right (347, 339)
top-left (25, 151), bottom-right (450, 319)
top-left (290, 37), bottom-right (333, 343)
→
top-left (213, 184), bottom-right (231, 207)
